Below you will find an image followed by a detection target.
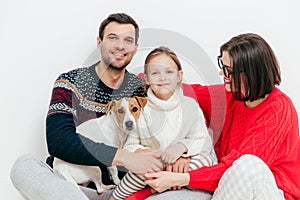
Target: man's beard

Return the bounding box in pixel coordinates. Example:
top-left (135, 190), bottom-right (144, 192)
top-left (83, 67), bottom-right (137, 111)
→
top-left (108, 63), bottom-right (127, 71)
top-left (102, 56), bottom-right (130, 71)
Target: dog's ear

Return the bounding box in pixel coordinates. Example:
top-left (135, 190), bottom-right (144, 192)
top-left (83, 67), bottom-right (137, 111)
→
top-left (106, 100), bottom-right (116, 115)
top-left (134, 96), bottom-right (147, 109)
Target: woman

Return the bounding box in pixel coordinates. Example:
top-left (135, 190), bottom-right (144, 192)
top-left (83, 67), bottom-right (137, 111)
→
top-left (144, 33), bottom-right (300, 200)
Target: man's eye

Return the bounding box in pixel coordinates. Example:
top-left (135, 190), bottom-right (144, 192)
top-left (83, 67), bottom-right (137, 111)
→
top-left (132, 107), bottom-right (138, 112)
top-left (118, 109), bottom-right (124, 114)
top-left (109, 36), bottom-right (117, 40)
top-left (125, 38), bottom-right (134, 44)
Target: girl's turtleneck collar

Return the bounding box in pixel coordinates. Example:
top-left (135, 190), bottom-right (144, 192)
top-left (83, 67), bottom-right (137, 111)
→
top-left (147, 86), bottom-right (183, 111)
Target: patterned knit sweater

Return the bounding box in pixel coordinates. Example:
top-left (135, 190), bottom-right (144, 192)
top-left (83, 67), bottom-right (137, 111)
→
top-left (46, 62), bottom-right (145, 171)
top-left (183, 84), bottom-right (300, 200)
top-left (124, 86), bottom-right (215, 163)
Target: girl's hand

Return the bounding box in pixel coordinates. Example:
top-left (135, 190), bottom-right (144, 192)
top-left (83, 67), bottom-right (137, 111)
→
top-left (166, 157), bottom-right (191, 190)
top-left (161, 143), bottom-right (187, 164)
top-left (166, 157), bottom-right (190, 173)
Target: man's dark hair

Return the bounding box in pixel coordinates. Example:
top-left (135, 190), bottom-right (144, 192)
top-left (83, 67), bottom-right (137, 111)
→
top-left (99, 13), bottom-right (139, 44)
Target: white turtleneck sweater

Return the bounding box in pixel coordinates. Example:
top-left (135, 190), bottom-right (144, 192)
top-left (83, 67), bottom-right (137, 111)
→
top-left (123, 86), bottom-right (214, 158)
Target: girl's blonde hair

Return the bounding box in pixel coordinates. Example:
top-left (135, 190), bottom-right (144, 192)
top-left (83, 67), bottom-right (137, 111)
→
top-left (144, 46), bottom-right (182, 74)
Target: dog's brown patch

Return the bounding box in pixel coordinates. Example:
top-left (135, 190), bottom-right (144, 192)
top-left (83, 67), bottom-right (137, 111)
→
top-left (106, 97), bottom-right (147, 126)
top-left (126, 96), bottom-right (147, 122)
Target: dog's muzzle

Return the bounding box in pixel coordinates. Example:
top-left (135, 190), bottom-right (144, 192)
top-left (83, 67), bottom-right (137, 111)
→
top-left (125, 120), bottom-right (134, 131)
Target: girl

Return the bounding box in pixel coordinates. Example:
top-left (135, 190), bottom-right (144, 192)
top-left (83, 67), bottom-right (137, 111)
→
top-left (111, 46), bottom-right (217, 200)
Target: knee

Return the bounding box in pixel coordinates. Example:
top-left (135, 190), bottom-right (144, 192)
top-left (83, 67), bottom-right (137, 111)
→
top-left (10, 153), bottom-right (41, 185)
top-left (228, 154), bottom-right (271, 179)
top-left (234, 154), bottom-right (267, 169)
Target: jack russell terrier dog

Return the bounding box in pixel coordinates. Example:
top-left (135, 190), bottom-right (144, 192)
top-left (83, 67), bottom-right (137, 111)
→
top-left (53, 96), bottom-right (147, 193)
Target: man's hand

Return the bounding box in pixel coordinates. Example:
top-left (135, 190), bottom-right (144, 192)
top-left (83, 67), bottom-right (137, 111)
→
top-left (161, 143), bottom-right (187, 164)
top-left (112, 149), bottom-right (163, 174)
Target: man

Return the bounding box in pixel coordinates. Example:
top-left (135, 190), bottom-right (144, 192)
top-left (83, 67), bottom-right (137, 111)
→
top-left (10, 13), bottom-right (163, 200)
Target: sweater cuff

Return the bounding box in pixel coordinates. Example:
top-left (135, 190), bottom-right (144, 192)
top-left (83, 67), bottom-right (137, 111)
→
top-left (188, 169), bottom-right (217, 191)
top-left (179, 139), bottom-right (195, 157)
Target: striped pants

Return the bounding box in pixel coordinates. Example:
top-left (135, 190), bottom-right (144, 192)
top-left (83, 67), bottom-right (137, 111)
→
top-left (112, 152), bottom-right (217, 200)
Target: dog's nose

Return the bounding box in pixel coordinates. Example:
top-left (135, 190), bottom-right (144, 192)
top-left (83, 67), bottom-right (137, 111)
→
top-left (125, 121), bottom-right (133, 128)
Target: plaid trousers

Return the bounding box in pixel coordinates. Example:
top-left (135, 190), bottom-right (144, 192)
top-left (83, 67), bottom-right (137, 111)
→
top-left (212, 154), bottom-right (285, 200)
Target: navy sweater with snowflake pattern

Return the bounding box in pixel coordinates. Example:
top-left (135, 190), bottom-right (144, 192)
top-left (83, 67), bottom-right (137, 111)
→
top-left (46, 62), bottom-right (146, 172)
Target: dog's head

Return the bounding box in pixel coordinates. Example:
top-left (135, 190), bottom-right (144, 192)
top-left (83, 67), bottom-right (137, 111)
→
top-left (106, 96), bottom-right (147, 132)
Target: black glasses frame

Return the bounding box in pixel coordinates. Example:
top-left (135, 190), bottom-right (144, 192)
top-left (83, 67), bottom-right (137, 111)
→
top-left (217, 55), bottom-right (233, 78)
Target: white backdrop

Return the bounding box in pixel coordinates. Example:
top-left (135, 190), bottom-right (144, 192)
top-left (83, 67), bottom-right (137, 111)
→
top-left (1, 0), bottom-right (299, 199)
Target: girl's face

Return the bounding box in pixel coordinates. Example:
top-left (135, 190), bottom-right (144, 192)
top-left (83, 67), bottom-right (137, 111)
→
top-left (144, 54), bottom-right (183, 100)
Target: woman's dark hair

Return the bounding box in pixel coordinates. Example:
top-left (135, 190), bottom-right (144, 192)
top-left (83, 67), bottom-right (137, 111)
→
top-left (220, 33), bottom-right (281, 101)
top-left (98, 13), bottom-right (139, 44)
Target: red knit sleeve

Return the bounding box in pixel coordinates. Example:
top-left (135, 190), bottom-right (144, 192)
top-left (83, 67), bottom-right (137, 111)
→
top-left (186, 83), bottom-right (228, 191)
top-left (189, 84), bottom-right (227, 143)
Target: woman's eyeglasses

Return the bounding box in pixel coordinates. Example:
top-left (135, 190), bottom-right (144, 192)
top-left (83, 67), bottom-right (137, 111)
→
top-left (217, 56), bottom-right (233, 78)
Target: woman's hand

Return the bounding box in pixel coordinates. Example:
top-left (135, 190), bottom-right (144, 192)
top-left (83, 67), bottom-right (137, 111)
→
top-left (144, 171), bottom-right (190, 193)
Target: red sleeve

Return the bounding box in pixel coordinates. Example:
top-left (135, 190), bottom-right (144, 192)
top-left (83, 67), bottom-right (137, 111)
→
top-left (185, 84), bottom-right (227, 143)
top-left (184, 83), bottom-right (228, 191)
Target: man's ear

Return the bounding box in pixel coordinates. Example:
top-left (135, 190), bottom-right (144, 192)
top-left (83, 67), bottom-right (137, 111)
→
top-left (134, 96), bottom-right (147, 109)
top-left (132, 44), bottom-right (138, 56)
top-left (97, 36), bottom-right (102, 48)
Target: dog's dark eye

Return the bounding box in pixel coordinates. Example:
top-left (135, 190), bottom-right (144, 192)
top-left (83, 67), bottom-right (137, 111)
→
top-left (118, 109), bottom-right (124, 114)
top-left (132, 107), bottom-right (138, 112)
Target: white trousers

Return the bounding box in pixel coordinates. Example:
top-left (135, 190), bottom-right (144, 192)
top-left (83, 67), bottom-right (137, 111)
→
top-left (212, 154), bottom-right (285, 200)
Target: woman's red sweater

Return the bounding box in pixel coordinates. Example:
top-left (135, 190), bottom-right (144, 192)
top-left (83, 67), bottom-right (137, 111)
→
top-left (182, 84), bottom-right (300, 200)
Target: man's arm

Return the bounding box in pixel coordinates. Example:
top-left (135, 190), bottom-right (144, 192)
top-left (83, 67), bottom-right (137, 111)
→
top-left (47, 112), bottom-right (164, 172)
top-left (46, 112), bottom-right (117, 167)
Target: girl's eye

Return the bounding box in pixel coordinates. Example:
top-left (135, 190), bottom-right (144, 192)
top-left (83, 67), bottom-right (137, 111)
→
top-left (151, 72), bottom-right (158, 75)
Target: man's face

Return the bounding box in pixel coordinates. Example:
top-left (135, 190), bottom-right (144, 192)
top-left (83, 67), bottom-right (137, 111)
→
top-left (97, 22), bottom-right (138, 70)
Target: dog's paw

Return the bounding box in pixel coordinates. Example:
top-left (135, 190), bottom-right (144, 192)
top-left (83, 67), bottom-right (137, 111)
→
top-left (96, 184), bottom-right (116, 194)
top-left (112, 178), bottom-right (121, 185)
